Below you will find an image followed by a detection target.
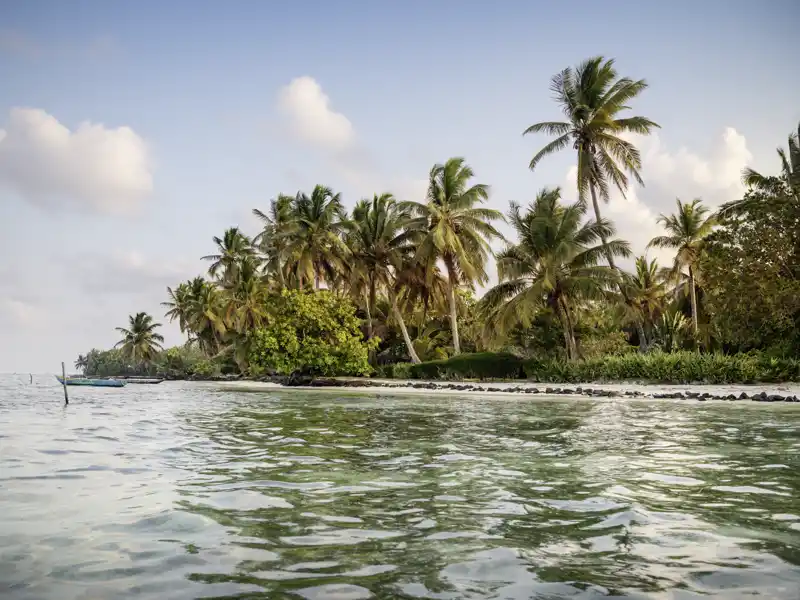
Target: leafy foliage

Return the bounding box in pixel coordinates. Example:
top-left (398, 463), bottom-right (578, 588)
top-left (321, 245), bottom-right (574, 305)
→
top-left (408, 352), bottom-right (525, 381)
top-left (523, 351), bottom-right (800, 384)
top-left (248, 290), bottom-right (377, 376)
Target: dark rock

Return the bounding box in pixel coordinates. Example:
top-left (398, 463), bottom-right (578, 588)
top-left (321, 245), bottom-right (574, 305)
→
top-left (545, 387), bottom-right (554, 394)
top-left (686, 392), bottom-right (700, 399)
top-left (738, 392), bottom-right (749, 400)
top-left (562, 388), bottom-right (574, 395)
top-left (767, 394), bottom-right (784, 402)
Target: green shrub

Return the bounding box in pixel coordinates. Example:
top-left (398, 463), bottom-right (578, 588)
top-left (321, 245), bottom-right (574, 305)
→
top-left (522, 351), bottom-right (800, 384)
top-left (408, 352), bottom-right (525, 381)
top-left (249, 289), bottom-right (377, 377)
top-left (374, 362), bottom-right (413, 379)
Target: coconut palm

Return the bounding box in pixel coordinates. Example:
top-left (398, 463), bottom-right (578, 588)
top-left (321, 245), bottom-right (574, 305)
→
top-left (253, 194), bottom-right (294, 287)
top-left (348, 193), bottom-right (420, 363)
top-left (115, 312), bottom-right (165, 364)
top-left (186, 278), bottom-right (227, 355)
top-left (481, 188), bottom-right (630, 359)
top-left (162, 281), bottom-right (193, 334)
top-left (406, 157), bottom-right (503, 354)
top-left (283, 185), bottom-right (349, 289)
top-left (620, 256), bottom-right (667, 349)
top-left (524, 57), bottom-right (659, 232)
top-left (202, 227), bottom-right (255, 283)
top-left (222, 255), bottom-right (270, 334)
top-left (648, 198), bottom-right (716, 336)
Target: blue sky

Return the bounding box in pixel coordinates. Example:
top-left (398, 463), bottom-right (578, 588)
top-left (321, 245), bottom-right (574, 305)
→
top-left (0, 0), bottom-right (797, 372)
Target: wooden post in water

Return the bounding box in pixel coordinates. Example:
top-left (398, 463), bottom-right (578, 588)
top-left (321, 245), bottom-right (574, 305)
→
top-left (61, 362), bottom-right (69, 405)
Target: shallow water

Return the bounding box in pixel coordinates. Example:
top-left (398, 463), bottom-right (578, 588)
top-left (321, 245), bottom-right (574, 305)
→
top-left (1, 376), bottom-right (799, 599)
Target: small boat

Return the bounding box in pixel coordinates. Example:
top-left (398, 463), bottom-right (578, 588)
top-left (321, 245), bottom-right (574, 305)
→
top-left (119, 378), bottom-right (164, 385)
top-left (56, 376), bottom-right (126, 388)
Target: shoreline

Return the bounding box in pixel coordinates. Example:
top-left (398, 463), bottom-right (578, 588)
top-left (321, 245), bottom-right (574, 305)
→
top-left (187, 375), bottom-right (800, 403)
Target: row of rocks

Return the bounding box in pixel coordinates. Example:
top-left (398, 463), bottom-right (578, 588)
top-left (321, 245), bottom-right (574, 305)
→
top-left (284, 378), bottom-right (800, 402)
top-left (179, 373), bottom-right (799, 402)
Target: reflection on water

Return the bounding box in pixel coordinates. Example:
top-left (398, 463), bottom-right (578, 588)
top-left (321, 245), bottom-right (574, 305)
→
top-left (0, 377), bottom-right (799, 599)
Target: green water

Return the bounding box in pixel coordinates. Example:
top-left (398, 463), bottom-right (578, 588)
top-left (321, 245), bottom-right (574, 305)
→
top-left (1, 378), bottom-right (799, 599)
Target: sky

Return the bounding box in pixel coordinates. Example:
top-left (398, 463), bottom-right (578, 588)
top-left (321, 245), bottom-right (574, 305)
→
top-left (0, 0), bottom-right (797, 373)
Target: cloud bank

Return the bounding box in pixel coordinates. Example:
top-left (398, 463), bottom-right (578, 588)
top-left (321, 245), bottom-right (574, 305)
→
top-left (0, 108), bottom-right (153, 214)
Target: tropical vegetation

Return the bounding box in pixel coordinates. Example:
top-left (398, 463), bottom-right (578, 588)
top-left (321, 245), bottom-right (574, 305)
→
top-left (75, 56), bottom-right (800, 383)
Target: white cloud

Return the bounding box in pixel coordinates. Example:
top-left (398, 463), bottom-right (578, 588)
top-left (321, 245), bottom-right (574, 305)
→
top-left (564, 126), bottom-right (751, 266)
top-left (278, 76), bottom-right (355, 151)
top-left (0, 108), bottom-right (153, 214)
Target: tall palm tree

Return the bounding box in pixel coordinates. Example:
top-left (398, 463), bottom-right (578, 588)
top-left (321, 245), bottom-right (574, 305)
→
top-left (202, 227), bottom-right (254, 283)
top-left (524, 58), bottom-right (657, 351)
top-left (481, 188), bottom-right (630, 359)
top-left (648, 198), bottom-right (716, 336)
top-left (284, 185), bottom-right (349, 289)
top-left (115, 312), bottom-right (165, 364)
top-left (406, 157), bottom-right (503, 354)
top-left (620, 256), bottom-right (667, 349)
top-left (524, 57), bottom-right (659, 233)
top-left (348, 193), bottom-right (420, 363)
top-left (253, 194), bottom-right (294, 288)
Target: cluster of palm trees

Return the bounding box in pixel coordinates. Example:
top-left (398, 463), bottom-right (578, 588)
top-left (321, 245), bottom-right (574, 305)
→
top-left (106, 56), bottom-right (797, 370)
top-left (160, 157), bottom-right (503, 366)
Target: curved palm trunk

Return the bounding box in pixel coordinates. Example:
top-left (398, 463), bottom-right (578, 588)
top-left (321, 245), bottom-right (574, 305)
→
top-left (446, 282), bottom-right (461, 355)
top-left (558, 297), bottom-right (578, 360)
top-left (590, 182), bottom-right (648, 351)
top-left (391, 291), bottom-right (421, 364)
top-left (688, 265), bottom-right (699, 337)
top-left (443, 257), bottom-right (461, 355)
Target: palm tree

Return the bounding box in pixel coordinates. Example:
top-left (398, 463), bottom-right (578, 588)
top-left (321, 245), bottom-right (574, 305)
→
top-left (74, 354), bottom-right (88, 373)
top-left (406, 157), bottom-right (503, 354)
top-left (620, 256), bottom-right (667, 349)
top-left (253, 194), bottom-right (294, 287)
top-left (222, 255), bottom-right (269, 334)
top-left (162, 281), bottom-right (192, 334)
top-left (524, 57), bottom-right (659, 232)
top-left (185, 277), bottom-right (227, 355)
top-left (348, 193), bottom-right (421, 363)
top-left (524, 58), bottom-right (657, 351)
top-left (481, 188), bottom-right (629, 359)
top-left (648, 198), bottom-right (716, 336)
top-left (115, 312), bottom-right (165, 364)
top-left (202, 227), bottom-right (254, 283)
top-left (283, 185), bottom-right (349, 289)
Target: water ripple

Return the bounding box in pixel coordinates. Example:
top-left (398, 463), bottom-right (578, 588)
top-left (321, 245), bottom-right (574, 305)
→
top-left (0, 376), bottom-right (799, 598)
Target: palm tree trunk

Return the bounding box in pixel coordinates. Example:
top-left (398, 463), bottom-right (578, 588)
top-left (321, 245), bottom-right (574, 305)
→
top-left (559, 297), bottom-right (578, 360)
top-left (446, 280), bottom-right (461, 355)
top-left (367, 277), bottom-right (376, 341)
top-left (391, 292), bottom-right (421, 364)
top-left (688, 266), bottom-right (699, 336)
top-left (555, 302), bottom-right (574, 360)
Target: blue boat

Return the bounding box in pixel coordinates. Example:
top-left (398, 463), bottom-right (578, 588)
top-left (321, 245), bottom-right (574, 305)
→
top-left (56, 376), bottom-right (126, 388)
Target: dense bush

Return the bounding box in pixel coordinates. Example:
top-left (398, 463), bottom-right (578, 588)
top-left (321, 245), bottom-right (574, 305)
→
top-left (81, 345), bottom-right (221, 378)
top-left (249, 289), bottom-right (377, 377)
top-left (408, 352), bottom-right (525, 380)
top-left (523, 351), bottom-right (800, 384)
top-left (374, 362), bottom-right (413, 379)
